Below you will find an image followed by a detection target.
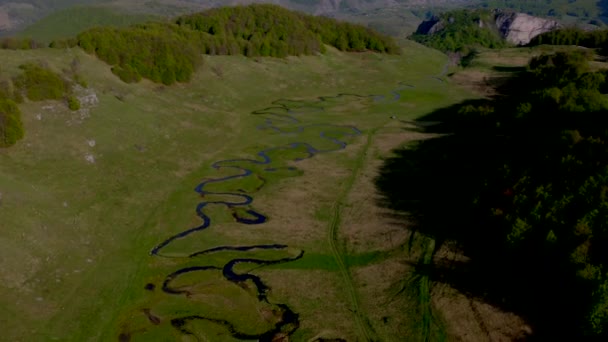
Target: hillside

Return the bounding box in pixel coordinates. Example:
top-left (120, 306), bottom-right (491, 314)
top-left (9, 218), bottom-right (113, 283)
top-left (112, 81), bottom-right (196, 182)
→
top-left (0, 4), bottom-right (399, 144)
top-left (3, 0), bottom-right (605, 40)
top-left (475, 0), bottom-right (606, 23)
top-left (3, 0), bottom-right (606, 57)
top-left (69, 5), bottom-right (398, 85)
top-left (412, 9), bottom-right (507, 53)
top-left (377, 49), bottom-right (608, 338)
top-left (0, 30), bottom-right (485, 340)
top-left (4, 2), bottom-right (608, 341)
top-left (17, 6), bottom-right (157, 43)
top-left (412, 8), bottom-right (563, 55)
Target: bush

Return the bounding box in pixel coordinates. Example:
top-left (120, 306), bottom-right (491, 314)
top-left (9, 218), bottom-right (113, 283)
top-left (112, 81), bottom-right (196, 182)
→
top-left (66, 95), bottom-right (80, 111)
top-left (0, 98), bottom-right (24, 147)
top-left (13, 63), bottom-right (66, 101)
top-left (0, 79), bottom-right (21, 103)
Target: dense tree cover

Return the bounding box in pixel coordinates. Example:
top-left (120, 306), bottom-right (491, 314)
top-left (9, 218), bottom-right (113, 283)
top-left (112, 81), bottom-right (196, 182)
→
top-left (411, 9), bottom-right (507, 53)
top-left (176, 4), bottom-right (400, 56)
top-left (76, 23), bottom-right (200, 85)
top-left (529, 27), bottom-right (608, 48)
top-left (72, 4), bottom-right (399, 84)
top-left (377, 50), bottom-right (608, 338)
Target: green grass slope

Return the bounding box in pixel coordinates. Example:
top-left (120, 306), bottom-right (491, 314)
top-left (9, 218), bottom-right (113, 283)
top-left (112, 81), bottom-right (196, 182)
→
top-left (69, 5), bottom-right (399, 85)
top-left (0, 40), bottom-right (472, 341)
top-left (17, 6), bottom-right (157, 44)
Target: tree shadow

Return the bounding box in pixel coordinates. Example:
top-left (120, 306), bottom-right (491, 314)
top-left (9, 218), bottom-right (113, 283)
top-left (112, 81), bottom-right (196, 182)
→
top-left (492, 65), bottom-right (527, 73)
top-left (374, 86), bottom-right (589, 339)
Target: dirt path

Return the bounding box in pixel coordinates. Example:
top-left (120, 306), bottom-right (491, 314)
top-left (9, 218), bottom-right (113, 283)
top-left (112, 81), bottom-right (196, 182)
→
top-left (328, 125), bottom-right (385, 341)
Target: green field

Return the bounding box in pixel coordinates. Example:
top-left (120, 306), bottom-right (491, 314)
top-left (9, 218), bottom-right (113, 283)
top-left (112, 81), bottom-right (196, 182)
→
top-left (17, 6), bottom-right (158, 44)
top-left (0, 39), bottom-right (476, 341)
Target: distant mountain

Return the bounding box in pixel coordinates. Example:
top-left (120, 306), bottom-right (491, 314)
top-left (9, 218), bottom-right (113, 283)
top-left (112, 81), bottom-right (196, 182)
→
top-left (0, 0), bottom-right (477, 36)
top-left (1, 0), bottom-right (604, 38)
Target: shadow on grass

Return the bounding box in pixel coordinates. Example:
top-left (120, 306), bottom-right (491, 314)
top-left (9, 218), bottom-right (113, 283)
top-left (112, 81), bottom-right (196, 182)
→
top-left (492, 65), bottom-right (527, 73)
top-left (374, 95), bottom-right (588, 339)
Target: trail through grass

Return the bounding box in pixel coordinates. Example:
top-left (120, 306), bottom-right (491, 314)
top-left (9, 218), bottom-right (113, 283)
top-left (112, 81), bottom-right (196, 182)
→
top-left (0, 43), bottom-right (473, 341)
top-left (327, 126), bottom-right (385, 341)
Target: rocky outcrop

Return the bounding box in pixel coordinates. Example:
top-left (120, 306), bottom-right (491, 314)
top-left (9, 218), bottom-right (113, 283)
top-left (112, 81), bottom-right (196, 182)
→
top-left (495, 12), bottom-right (561, 45)
top-left (415, 16), bottom-right (443, 35)
top-left (414, 10), bottom-right (561, 46)
top-left (0, 10), bottom-right (12, 32)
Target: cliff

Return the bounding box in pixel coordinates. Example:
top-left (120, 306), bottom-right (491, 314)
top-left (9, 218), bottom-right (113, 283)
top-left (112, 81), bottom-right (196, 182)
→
top-left (415, 10), bottom-right (561, 47)
top-left (495, 12), bottom-right (561, 45)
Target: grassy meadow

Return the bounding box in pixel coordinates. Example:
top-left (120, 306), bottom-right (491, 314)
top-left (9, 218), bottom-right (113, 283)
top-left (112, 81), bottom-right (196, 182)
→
top-left (17, 6), bottom-right (158, 44)
top-left (0, 40), bottom-right (474, 341)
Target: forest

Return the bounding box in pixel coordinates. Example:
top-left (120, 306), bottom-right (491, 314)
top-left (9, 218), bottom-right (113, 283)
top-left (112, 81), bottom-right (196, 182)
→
top-left (529, 27), bottom-right (608, 49)
top-left (377, 50), bottom-right (608, 338)
top-left (411, 9), bottom-right (506, 53)
top-left (71, 4), bottom-right (399, 85)
top-left (76, 23), bottom-right (200, 85)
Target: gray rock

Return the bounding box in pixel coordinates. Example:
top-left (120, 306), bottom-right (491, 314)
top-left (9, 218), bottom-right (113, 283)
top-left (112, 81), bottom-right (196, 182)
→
top-left (495, 12), bottom-right (561, 45)
top-left (415, 10), bottom-right (561, 46)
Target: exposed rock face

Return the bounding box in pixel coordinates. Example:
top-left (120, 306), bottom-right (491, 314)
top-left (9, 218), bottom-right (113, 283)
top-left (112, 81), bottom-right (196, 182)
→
top-left (415, 10), bottom-right (561, 46)
top-left (495, 12), bottom-right (561, 45)
top-left (0, 10), bottom-right (11, 31)
top-left (415, 16), bottom-right (442, 35)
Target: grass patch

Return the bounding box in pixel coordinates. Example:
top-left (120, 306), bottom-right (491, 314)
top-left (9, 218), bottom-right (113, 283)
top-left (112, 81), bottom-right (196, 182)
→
top-left (0, 41), bottom-right (473, 341)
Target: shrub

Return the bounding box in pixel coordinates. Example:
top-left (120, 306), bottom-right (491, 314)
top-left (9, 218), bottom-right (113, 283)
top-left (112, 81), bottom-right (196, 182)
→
top-left (66, 95), bottom-right (80, 111)
top-left (13, 63), bottom-right (66, 101)
top-left (0, 98), bottom-right (24, 147)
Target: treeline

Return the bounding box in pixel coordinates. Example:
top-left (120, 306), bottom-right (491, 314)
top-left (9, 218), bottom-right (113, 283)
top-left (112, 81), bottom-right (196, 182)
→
top-left (411, 9), bottom-right (507, 53)
top-left (377, 50), bottom-right (608, 338)
top-left (0, 37), bottom-right (43, 50)
top-left (76, 23), bottom-right (200, 85)
top-left (66, 4), bottom-right (399, 85)
top-left (176, 4), bottom-right (400, 56)
top-left (529, 27), bottom-right (608, 48)
top-left (479, 0), bottom-right (601, 20)
top-left (0, 62), bottom-right (83, 147)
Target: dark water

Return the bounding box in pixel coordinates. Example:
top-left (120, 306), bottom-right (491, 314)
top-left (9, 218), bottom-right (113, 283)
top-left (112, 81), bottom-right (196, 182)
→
top-left (121, 80), bottom-right (431, 340)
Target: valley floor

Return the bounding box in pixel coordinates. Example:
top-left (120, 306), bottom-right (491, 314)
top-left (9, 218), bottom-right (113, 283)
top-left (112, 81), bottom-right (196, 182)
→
top-left (0, 42), bottom-right (531, 341)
